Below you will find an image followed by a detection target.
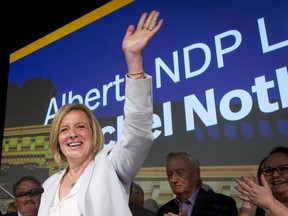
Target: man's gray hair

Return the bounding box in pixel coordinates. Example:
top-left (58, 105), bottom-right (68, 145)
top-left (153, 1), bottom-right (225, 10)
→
top-left (166, 150), bottom-right (200, 168)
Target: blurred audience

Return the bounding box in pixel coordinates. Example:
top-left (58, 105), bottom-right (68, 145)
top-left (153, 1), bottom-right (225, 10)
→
top-left (144, 198), bottom-right (159, 213)
top-left (129, 182), bottom-right (157, 216)
top-left (5, 202), bottom-right (17, 214)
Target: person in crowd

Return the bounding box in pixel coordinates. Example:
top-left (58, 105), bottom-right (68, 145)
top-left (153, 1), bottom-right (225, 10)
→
top-left (129, 182), bottom-right (157, 216)
top-left (256, 156), bottom-right (268, 185)
top-left (144, 198), bottom-right (159, 213)
top-left (129, 181), bottom-right (159, 213)
top-left (157, 151), bottom-right (238, 216)
top-left (197, 178), bottom-right (214, 192)
top-left (37, 10), bottom-right (163, 216)
top-left (3, 176), bottom-right (43, 216)
top-left (130, 182), bottom-right (145, 206)
top-left (235, 146), bottom-right (288, 216)
top-left (5, 202), bottom-right (17, 214)
top-left (2, 202), bottom-right (17, 216)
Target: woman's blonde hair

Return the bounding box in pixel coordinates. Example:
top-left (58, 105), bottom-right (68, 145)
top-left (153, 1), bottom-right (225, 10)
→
top-left (50, 103), bottom-right (104, 164)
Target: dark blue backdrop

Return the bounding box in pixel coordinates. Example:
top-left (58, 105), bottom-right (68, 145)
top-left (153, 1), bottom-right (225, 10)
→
top-left (5, 0), bottom-right (288, 166)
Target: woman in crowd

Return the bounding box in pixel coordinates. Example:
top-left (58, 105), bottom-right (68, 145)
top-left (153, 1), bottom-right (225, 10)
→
top-left (235, 146), bottom-right (288, 216)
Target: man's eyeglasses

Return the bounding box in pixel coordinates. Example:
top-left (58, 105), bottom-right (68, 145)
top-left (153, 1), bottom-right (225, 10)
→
top-left (15, 187), bottom-right (44, 198)
top-left (261, 164), bottom-right (288, 176)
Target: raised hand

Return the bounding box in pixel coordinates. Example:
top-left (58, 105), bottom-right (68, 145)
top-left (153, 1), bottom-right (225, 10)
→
top-left (122, 10), bottom-right (163, 55)
top-left (122, 10), bottom-right (163, 73)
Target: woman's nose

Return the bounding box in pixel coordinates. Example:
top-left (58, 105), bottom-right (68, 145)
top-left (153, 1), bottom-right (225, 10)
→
top-left (68, 128), bottom-right (76, 138)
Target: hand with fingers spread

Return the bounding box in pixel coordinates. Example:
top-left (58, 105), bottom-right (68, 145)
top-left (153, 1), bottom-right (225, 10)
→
top-left (235, 175), bottom-right (273, 207)
top-left (122, 10), bottom-right (163, 78)
top-left (235, 175), bottom-right (288, 216)
top-left (235, 176), bottom-right (258, 216)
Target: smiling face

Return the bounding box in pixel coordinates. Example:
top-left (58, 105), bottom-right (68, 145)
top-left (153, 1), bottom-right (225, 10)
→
top-left (264, 152), bottom-right (288, 201)
top-left (166, 154), bottom-right (200, 201)
top-left (15, 180), bottom-right (41, 216)
top-left (58, 110), bottom-right (94, 164)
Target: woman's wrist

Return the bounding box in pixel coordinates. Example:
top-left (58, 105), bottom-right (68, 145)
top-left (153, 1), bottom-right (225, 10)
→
top-left (127, 71), bottom-right (146, 79)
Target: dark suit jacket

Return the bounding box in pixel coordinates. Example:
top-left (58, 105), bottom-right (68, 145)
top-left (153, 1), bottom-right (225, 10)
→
top-left (157, 188), bottom-right (238, 216)
top-left (1, 213), bottom-right (18, 216)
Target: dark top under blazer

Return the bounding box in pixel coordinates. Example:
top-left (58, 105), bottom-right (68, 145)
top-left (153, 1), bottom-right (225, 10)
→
top-left (157, 187), bottom-right (238, 216)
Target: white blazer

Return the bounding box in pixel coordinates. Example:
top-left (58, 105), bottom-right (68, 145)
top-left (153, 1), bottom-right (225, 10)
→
top-left (38, 75), bottom-right (154, 216)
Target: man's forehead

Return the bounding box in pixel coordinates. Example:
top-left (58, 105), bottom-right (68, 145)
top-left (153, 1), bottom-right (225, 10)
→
top-left (17, 180), bottom-right (38, 190)
top-left (167, 156), bottom-right (192, 166)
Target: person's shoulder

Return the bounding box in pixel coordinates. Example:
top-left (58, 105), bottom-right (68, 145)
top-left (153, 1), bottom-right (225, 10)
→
top-left (42, 168), bottom-right (66, 187)
top-left (157, 199), bottom-right (178, 215)
top-left (144, 198), bottom-right (158, 213)
top-left (158, 199), bottom-right (177, 209)
top-left (129, 200), bottom-right (157, 216)
top-left (49, 168), bottom-right (66, 177)
top-left (139, 208), bottom-right (157, 216)
top-left (195, 191), bottom-right (238, 216)
top-left (203, 192), bottom-right (236, 204)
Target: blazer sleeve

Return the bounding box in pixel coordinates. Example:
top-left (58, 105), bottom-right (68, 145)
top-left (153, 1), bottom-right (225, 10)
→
top-left (107, 74), bottom-right (154, 184)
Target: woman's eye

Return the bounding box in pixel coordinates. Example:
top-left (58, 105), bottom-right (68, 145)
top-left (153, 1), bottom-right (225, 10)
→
top-left (60, 128), bottom-right (68, 133)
